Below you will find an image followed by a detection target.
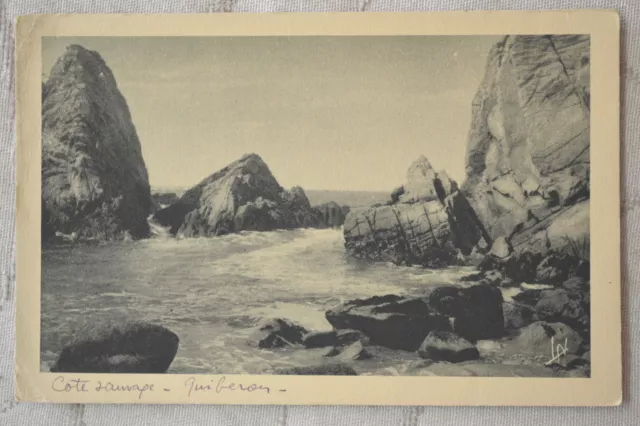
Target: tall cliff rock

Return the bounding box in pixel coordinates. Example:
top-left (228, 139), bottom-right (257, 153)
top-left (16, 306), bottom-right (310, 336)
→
top-left (42, 44), bottom-right (153, 240)
top-left (462, 35), bottom-right (590, 255)
top-left (343, 156), bottom-right (487, 267)
top-left (153, 154), bottom-right (324, 237)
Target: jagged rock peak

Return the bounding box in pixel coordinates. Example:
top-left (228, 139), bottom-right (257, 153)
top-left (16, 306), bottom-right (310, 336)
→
top-left (153, 154), bottom-right (324, 237)
top-left (399, 155), bottom-right (457, 204)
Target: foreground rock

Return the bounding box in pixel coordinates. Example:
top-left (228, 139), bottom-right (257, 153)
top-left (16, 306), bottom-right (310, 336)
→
top-left (302, 329), bottom-right (367, 349)
top-left (428, 283), bottom-right (504, 341)
top-left (50, 321), bottom-right (179, 373)
top-left (42, 45), bottom-right (153, 241)
top-left (154, 154), bottom-right (324, 237)
top-left (325, 341), bottom-right (372, 361)
top-left (534, 288), bottom-right (589, 337)
top-left (249, 318), bottom-right (308, 349)
top-left (275, 364), bottom-right (357, 375)
top-left (418, 331), bottom-right (479, 363)
top-left (325, 295), bottom-right (451, 351)
top-left (343, 156), bottom-right (490, 267)
top-left (505, 321), bottom-right (583, 357)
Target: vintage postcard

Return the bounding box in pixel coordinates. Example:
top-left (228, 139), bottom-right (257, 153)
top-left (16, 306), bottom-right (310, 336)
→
top-left (15, 11), bottom-right (621, 405)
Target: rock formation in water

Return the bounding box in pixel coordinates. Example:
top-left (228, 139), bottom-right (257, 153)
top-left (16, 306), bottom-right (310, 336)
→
top-left (151, 192), bottom-right (179, 209)
top-left (313, 201), bottom-right (350, 228)
top-left (41, 44), bottom-right (153, 240)
top-left (343, 155), bottom-right (488, 267)
top-left (153, 154), bottom-right (324, 237)
top-left (462, 35), bottom-right (590, 257)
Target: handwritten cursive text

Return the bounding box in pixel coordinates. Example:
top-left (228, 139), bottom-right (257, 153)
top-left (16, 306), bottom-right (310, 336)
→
top-left (184, 376), bottom-right (272, 397)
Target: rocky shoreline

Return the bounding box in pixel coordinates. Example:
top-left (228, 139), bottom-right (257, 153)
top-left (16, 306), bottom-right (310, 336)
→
top-left (45, 34), bottom-right (591, 377)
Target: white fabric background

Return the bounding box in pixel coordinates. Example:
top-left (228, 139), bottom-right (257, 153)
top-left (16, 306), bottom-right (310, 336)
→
top-left (0, 1), bottom-right (637, 424)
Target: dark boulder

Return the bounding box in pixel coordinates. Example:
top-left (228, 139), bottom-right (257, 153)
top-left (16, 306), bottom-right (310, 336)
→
top-left (534, 289), bottom-right (589, 337)
top-left (250, 318), bottom-right (308, 349)
top-left (535, 251), bottom-right (581, 285)
top-left (561, 277), bottom-right (588, 293)
top-left (325, 295), bottom-right (451, 351)
top-left (512, 289), bottom-right (544, 307)
top-left (335, 329), bottom-right (369, 346)
top-left (428, 283), bottom-right (504, 341)
top-left (418, 331), bottom-right (479, 363)
top-left (302, 331), bottom-right (337, 349)
top-left (275, 364), bottom-right (358, 375)
top-left (503, 302), bottom-right (534, 330)
top-left (50, 321), bottom-right (179, 373)
top-left (504, 251), bottom-right (542, 283)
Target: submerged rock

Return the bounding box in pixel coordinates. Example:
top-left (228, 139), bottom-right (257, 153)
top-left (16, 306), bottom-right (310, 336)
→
top-left (42, 44), bottom-right (153, 241)
top-left (418, 331), bottom-right (479, 363)
top-left (154, 154), bottom-right (324, 237)
top-left (250, 318), bottom-right (308, 349)
top-left (325, 295), bottom-right (451, 351)
top-left (50, 321), bottom-right (179, 373)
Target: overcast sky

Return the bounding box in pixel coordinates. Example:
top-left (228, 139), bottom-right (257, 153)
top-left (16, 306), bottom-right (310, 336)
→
top-left (42, 36), bottom-right (500, 192)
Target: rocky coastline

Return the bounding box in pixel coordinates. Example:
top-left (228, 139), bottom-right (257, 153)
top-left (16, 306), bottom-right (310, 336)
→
top-left (46, 35), bottom-right (591, 377)
top-left (239, 34), bottom-right (592, 377)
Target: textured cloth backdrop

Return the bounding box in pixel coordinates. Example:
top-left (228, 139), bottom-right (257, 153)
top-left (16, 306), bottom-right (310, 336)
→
top-left (0, 1), bottom-right (637, 425)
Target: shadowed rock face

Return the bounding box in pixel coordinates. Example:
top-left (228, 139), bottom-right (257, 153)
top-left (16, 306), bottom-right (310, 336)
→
top-left (42, 44), bottom-right (153, 240)
top-left (462, 35), bottom-right (590, 255)
top-left (153, 154), bottom-right (324, 237)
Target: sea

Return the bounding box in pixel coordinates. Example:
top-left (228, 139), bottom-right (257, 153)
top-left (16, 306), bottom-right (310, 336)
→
top-left (41, 226), bottom-right (482, 375)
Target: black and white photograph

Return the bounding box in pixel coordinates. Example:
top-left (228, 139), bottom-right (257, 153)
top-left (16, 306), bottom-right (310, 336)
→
top-left (39, 33), bottom-right (592, 379)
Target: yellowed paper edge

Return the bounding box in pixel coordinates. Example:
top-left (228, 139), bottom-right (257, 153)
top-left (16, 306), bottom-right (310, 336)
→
top-left (15, 10), bottom-right (622, 406)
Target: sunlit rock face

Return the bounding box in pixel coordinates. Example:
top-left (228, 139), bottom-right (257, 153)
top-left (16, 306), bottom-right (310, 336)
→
top-left (153, 154), bottom-right (324, 237)
top-left (462, 35), bottom-right (590, 255)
